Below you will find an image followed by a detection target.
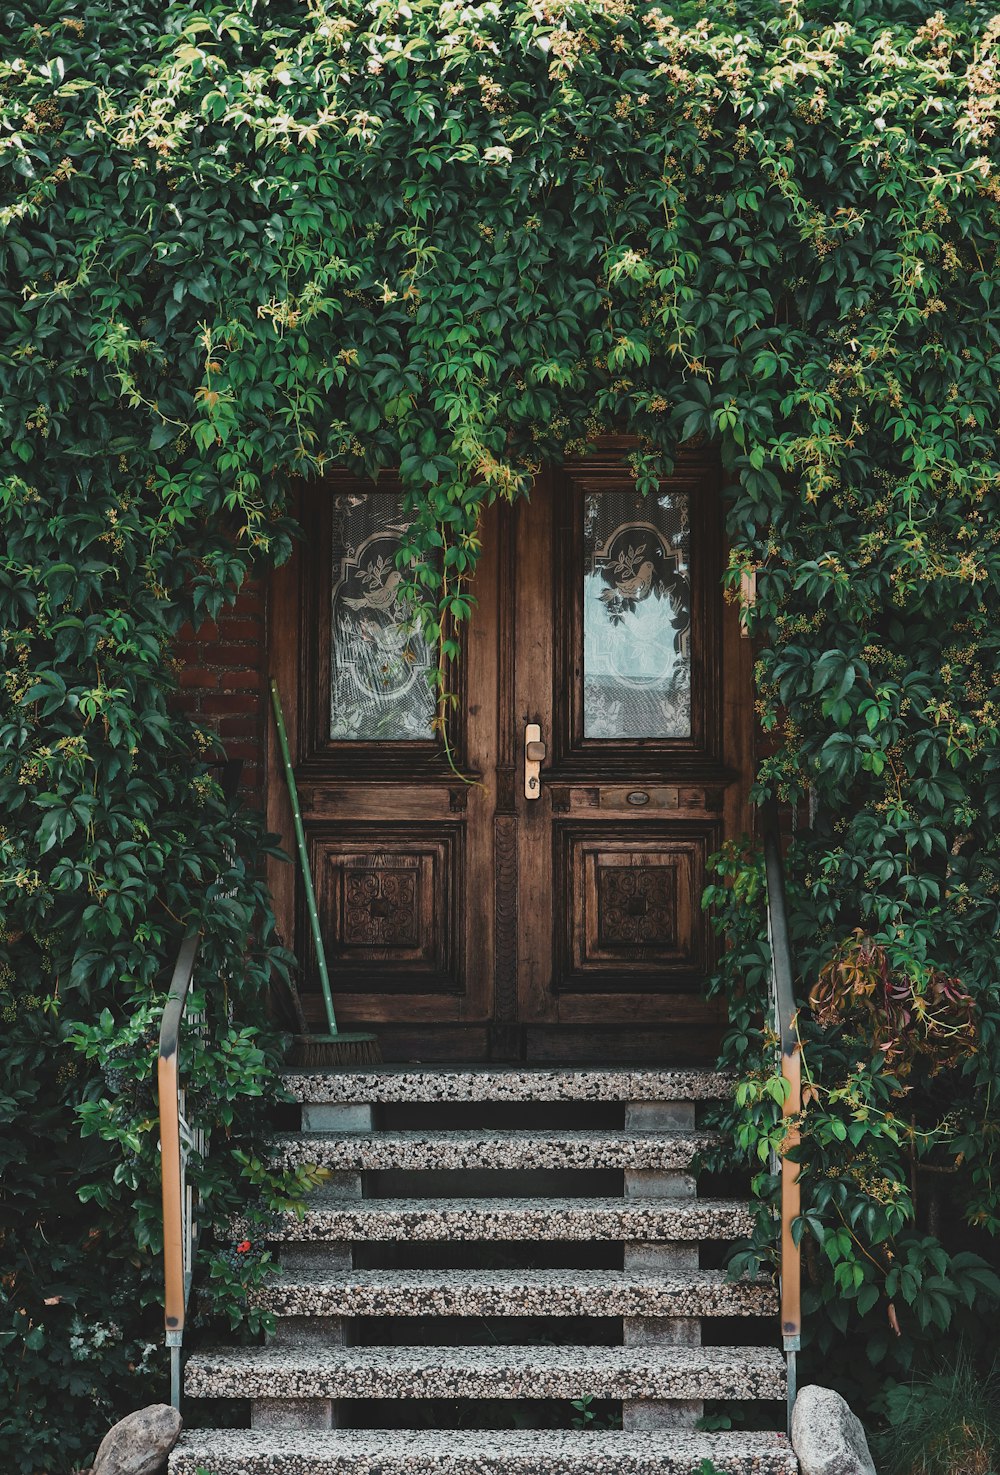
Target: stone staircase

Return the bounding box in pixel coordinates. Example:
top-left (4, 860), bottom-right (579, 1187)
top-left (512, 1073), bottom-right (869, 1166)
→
top-left (169, 1067), bottom-right (796, 1475)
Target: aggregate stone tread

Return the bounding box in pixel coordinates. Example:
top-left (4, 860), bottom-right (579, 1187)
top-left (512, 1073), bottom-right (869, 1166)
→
top-left (169, 1427), bottom-right (798, 1475)
top-left (270, 1129), bottom-right (720, 1172)
top-left (185, 1343), bottom-right (785, 1401)
top-left (252, 1266), bottom-right (776, 1318)
top-left (282, 1067), bottom-right (736, 1104)
top-left (255, 1195), bottom-right (754, 1242)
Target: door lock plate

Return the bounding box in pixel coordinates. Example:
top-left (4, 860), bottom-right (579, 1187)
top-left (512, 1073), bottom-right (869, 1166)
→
top-left (524, 723), bottom-right (545, 799)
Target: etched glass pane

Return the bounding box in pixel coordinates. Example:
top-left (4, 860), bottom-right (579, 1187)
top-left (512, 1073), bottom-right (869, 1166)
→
top-left (330, 493), bottom-right (436, 741)
top-left (583, 490), bottom-right (691, 739)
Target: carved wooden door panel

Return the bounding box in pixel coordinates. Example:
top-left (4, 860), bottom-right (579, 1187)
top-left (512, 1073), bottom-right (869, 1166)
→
top-left (510, 449), bottom-right (752, 1063)
top-left (267, 451), bottom-right (751, 1062)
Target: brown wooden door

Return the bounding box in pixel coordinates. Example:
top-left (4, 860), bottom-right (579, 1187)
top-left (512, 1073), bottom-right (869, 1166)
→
top-left (511, 449), bottom-right (752, 1063)
top-left (267, 447), bottom-right (752, 1062)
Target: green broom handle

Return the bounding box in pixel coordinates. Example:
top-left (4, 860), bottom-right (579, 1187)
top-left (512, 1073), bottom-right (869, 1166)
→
top-left (269, 678), bottom-right (340, 1038)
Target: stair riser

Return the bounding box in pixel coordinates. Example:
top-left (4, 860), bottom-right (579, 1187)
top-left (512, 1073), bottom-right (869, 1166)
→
top-left (282, 1070), bottom-right (736, 1104)
top-left (170, 1431), bottom-right (797, 1475)
top-left (271, 1134), bottom-right (719, 1173)
top-left (187, 1365), bottom-right (784, 1403)
top-left (624, 1398), bottom-right (703, 1431)
top-left (262, 1202), bottom-right (754, 1243)
top-left (171, 1459), bottom-right (794, 1475)
top-left (253, 1286), bottom-right (776, 1318)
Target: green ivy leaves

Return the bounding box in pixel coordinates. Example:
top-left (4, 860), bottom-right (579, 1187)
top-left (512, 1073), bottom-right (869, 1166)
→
top-left (2, 0), bottom-right (1000, 1453)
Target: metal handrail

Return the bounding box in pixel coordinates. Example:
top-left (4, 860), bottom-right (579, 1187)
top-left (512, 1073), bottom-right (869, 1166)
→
top-left (761, 799), bottom-right (802, 1434)
top-left (157, 760), bottom-right (241, 1411)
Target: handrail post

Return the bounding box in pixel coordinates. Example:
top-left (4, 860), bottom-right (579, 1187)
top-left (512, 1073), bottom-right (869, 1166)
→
top-left (157, 928), bottom-right (200, 1413)
top-left (781, 1041), bottom-right (801, 1433)
top-left (762, 801), bottom-right (802, 1439)
top-left (156, 760), bottom-right (242, 1412)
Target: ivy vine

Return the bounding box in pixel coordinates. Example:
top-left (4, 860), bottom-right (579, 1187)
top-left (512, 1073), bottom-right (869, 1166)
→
top-left (2, 0), bottom-right (1000, 1462)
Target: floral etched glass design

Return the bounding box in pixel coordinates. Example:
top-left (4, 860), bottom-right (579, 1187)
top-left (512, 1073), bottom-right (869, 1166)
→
top-left (583, 489), bottom-right (691, 739)
top-left (329, 493), bottom-right (436, 741)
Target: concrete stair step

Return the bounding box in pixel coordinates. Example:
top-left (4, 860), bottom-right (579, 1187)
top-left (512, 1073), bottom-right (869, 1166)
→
top-left (253, 1267), bottom-right (776, 1318)
top-left (185, 1343), bottom-right (785, 1402)
top-left (170, 1428), bottom-right (797, 1475)
top-left (282, 1067), bottom-right (736, 1104)
top-left (258, 1195), bottom-right (754, 1243)
top-left (271, 1130), bottom-right (720, 1173)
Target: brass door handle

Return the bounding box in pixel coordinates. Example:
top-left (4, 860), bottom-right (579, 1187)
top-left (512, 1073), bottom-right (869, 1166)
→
top-left (524, 724), bottom-right (546, 799)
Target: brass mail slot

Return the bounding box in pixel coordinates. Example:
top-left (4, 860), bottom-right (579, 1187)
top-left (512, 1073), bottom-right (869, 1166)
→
top-left (599, 787), bottom-right (681, 810)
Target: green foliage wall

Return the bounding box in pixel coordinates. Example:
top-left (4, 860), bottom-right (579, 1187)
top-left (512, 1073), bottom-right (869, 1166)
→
top-left (2, 0), bottom-right (1000, 1463)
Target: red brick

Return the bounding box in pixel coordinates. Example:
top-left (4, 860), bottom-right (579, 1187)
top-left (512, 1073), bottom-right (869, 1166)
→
top-left (211, 648), bottom-right (262, 668)
top-left (179, 668), bottom-right (220, 689)
top-left (218, 670), bottom-right (263, 693)
top-left (220, 740), bottom-right (262, 760)
top-left (185, 619), bottom-right (220, 643)
top-left (217, 618), bottom-right (262, 641)
top-left (206, 693), bottom-right (258, 714)
top-left (217, 715), bottom-right (261, 738)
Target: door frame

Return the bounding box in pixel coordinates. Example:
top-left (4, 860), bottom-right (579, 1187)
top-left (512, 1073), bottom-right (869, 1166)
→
top-left (265, 443), bottom-right (754, 1061)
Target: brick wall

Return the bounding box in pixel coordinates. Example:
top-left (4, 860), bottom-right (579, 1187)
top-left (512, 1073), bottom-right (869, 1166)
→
top-left (171, 579), bottom-right (268, 810)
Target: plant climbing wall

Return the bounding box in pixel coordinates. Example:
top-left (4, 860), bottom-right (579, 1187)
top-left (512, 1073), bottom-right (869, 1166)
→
top-left (1, 0), bottom-right (999, 1462)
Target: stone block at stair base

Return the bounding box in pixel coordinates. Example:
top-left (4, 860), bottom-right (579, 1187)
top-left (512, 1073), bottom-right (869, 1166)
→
top-left (250, 1397), bottom-right (337, 1431)
top-left (624, 1241), bottom-right (699, 1273)
top-left (302, 1104), bottom-right (375, 1133)
top-left (626, 1170), bottom-right (696, 1199)
top-left (279, 1240), bottom-right (352, 1275)
top-left (626, 1102), bottom-right (696, 1132)
top-left (624, 1315), bottom-right (701, 1347)
top-left (623, 1398), bottom-right (703, 1431)
top-left (268, 1314), bottom-right (346, 1349)
top-left (792, 1385), bottom-right (876, 1475)
top-left (311, 1171), bottom-right (364, 1201)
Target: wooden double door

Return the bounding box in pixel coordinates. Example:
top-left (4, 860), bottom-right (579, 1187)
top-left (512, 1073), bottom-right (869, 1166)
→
top-left (267, 445), bottom-right (753, 1063)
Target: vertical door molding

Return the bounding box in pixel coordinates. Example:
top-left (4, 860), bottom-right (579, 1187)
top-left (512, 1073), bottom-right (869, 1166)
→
top-left (492, 505), bottom-right (519, 1051)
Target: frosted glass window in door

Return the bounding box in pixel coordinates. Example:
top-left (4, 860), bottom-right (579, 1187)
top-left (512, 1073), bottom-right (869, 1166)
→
top-left (329, 493), bottom-right (436, 740)
top-left (583, 490), bottom-right (691, 739)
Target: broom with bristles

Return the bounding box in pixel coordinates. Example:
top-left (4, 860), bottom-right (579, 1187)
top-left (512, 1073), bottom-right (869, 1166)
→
top-left (269, 678), bottom-right (382, 1068)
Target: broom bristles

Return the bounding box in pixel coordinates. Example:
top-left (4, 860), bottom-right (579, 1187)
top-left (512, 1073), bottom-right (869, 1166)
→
top-left (289, 1033), bottom-right (382, 1068)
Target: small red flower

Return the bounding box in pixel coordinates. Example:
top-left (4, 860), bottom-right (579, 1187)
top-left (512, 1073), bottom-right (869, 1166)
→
top-left (236, 1240), bottom-right (251, 1254)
